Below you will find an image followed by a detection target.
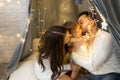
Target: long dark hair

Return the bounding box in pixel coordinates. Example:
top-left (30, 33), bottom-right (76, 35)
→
top-left (38, 25), bottom-right (68, 80)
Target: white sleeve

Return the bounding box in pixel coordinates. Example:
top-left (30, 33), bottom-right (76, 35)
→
top-left (90, 31), bottom-right (113, 71)
top-left (71, 31), bottom-right (113, 72)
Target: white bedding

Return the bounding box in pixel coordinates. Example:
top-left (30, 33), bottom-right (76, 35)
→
top-left (9, 52), bottom-right (39, 80)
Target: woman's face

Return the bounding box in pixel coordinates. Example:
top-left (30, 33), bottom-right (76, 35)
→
top-left (64, 31), bottom-right (71, 44)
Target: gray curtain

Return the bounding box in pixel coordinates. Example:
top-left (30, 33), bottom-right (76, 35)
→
top-left (6, 0), bottom-right (39, 79)
top-left (93, 0), bottom-right (120, 56)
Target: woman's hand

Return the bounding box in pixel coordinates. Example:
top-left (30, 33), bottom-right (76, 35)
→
top-left (72, 39), bottom-right (84, 49)
top-left (70, 61), bottom-right (81, 80)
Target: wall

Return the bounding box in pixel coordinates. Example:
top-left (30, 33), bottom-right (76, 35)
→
top-left (0, 0), bottom-right (28, 63)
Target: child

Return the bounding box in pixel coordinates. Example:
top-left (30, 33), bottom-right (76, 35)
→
top-left (64, 21), bottom-right (88, 80)
top-left (69, 22), bottom-right (95, 57)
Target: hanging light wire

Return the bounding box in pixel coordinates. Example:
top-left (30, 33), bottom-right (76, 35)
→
top-left (88, 0), bottom-right (100, 26)
top-left (41, 0), bottom-right (47, 37)
top-left (38, 0), bottom-right (47, 38)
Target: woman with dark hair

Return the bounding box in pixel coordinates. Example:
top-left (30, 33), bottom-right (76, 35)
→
top-left (35, 25), bottom-right (72, 80)
top-left (9, 25), bottom-right (74, 80)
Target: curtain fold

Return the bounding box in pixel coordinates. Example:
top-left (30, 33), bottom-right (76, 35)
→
top-left (6, 0), bottom-right (39, 79)
top-left (93, 0), bottom-right (120, 56)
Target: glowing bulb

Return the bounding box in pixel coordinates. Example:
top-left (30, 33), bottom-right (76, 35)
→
top-left (17, 0), bottom-right (20, 4)
top-left (16, 33), bottom-right (20, 37)
top-left (41, 20), bottom-right (44, 22)
top-left (87, 36), bottom-right (90, 39)
top-left (44, 7), bottom-right (47, 10)
top-left (21, 38), bottom-right (25, 43)
top-left (7, 0), bottom-right (11, 3)
top-left (63, 8), bottom-right (66, 11)
top-left (64, 19), bottom-right (66, 22)
top-left (0, 2), bottom-right (4, 7)
top-left (28, 18), bottom-right (30, 23)
top-left (0, 35), bottom-right (2, 38)
top-left (26, 29), bottom-right (28, 32)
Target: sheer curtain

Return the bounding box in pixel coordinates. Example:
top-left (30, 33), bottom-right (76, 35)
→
top-left (6, 0), bottom-right (40, 79)
top-left (93, 0), bottom-right (120, 57)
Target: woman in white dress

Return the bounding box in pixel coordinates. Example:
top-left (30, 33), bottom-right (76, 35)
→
top-left (9, 25), bottom-right (76, 80)
top-left (34, 25), bottom-right (72, 80)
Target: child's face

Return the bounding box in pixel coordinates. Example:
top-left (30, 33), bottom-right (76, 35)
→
top-left (72, 23), bottom-right (82, 38)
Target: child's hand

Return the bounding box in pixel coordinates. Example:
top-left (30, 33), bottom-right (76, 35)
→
top-left (70, 61), bottom-right (81, 72)
top-left (70, 61), bottom-right (81, 80)
top-left (72, 40), bottom-right (84, 49)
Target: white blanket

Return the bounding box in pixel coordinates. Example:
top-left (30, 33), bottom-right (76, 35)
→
top-left (9, 52), bottom-right (39, 80)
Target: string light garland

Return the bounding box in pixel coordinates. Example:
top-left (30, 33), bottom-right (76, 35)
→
top-left (0, 0), bottom-right (21, 8)
top-left (37, 0), bottom-right (47, 37)
top-left (89, 0), bottom-right (100, 24)
top-left (0, 0), bottom-right (26, 40)
top-left (63, 6), bottom-right (67, 23)
top-left (37, 0), bottom-right (68, 36)
top-left (0, 0), bottom-right (31, 66)
top-left (0, 33), bottom-right (21, 39)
